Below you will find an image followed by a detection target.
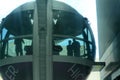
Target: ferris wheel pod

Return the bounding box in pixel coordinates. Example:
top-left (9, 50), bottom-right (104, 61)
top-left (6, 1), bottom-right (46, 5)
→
top-left (0, 1), bottom-right (99, 80)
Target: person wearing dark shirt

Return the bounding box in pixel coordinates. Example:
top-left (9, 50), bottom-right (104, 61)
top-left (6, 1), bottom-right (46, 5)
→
top-left (14, 38), bottom-right (24, 56)
top-left (67, 40), bottom-right (73, 56)
top-left (72, 39), bottom-right (80, 57)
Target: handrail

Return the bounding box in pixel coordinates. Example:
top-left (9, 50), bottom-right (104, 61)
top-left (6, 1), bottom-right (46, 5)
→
top-left (0, 34), bottom-right (33, 43)
top-left (53, 34), bottom-right (93, 44)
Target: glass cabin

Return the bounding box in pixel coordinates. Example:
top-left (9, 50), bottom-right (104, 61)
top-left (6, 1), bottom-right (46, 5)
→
top-left (0, 1), bottom-right (96, 80)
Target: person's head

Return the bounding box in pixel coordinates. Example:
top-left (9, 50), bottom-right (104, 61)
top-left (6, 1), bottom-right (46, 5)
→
top-left (68, 40), bottom-right (71, 44)
top-left (73, 38), bottom-right (76, 42)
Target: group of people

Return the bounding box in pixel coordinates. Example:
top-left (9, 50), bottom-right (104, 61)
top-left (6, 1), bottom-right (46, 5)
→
top-left (52, 38), bottom-right (81, 57)
top-left (67, 39), bottom-right (81, 57)
top-left (14, 38), bottom-right (80, 57)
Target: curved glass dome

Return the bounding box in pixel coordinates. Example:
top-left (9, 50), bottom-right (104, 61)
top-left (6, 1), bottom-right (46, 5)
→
top-left (0, 1), bottom-right (96, 80)
top-left (0, 1), bottom-right (96, 59)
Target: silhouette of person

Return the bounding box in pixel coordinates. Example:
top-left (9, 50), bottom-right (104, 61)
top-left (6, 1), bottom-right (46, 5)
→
top-left (67, 40), bottom-right (73, 56)
top-left (53, 41), bottom-right (63, 55)
top-left (72, 39), bottom-right (80, 57)
top-left (14, 38), bottom-right (24, 56)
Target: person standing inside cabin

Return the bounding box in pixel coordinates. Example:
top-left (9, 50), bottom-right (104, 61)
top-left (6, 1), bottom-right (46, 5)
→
top-left (14, 38), bottom-right (24, 56)
top-left (72, 38), bottom-right (80, 57)
top-left (67, 40), bottom-right (73, 56)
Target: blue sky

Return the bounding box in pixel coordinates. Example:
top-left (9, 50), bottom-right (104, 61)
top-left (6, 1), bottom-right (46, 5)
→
top-left (0, 0), bottom-right (99, 59)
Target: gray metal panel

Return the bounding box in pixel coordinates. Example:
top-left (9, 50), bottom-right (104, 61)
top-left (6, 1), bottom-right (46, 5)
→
top-left (53, 1), bottom-right (78, 13)
top-left (53, 55), bottom-right (94, 67)
top-left (53, 55), bottom-right (105, 71)
top-left (92, 62), bottom-right (105, 71)
top-left (99, 33), bottom-right (120, 80)
top-left (11, 1), bottom-right (35, 12)
top-left (96, 0), bottom-right (120, 58)
top-left (0, 55), bottom-right (32, 66)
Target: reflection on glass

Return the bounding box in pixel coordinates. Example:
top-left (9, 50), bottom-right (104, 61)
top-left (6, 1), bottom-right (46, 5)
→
top-left (0, 1), bottom-right (34, 59)
top-left (52, 3), bottom-right (95, 61)
top-left (0, 37), bottom-right (32, 59)
top-left (53, 35), bottom-right (95, 60)
top-left (52, 9), bottom-right (95, 61)
top-left (14, 38), bottom-right (24, 56)
top-left (0, 0), bottom-right (96, 61)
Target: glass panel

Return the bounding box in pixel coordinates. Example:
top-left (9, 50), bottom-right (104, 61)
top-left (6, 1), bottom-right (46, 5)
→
top-left (88, 30), bottom-right (92, 42)
top-left (0, 36), bottom-right (32, 59)
top-left (53, 10), bottom-right (84, 36)
top-left (52, 1), bottom-right (96, 61)
top-left (1, 28), bottom-right (8, 40)
top-left (53, 35), bottom-right (95, 60)
top-left (0, 1), bottom-right (34, 59)
top-left (0, 62), bottom-right (32, 80)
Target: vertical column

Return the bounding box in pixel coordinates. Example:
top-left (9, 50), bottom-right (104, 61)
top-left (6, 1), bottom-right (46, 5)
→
top-left (37, 0), bottom-right (47, 79)
top-left (0, 23), bottom-right (1, 51)
top-left (33, 0), bottom-right (53, 80)
top-left (46, 0), bottom-right (53, 80)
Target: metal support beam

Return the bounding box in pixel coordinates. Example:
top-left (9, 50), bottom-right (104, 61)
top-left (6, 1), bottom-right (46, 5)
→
top-left (33, 0), bottom-right (53, 80)
top-left (92, 62), bottom-right (105, 71)
top-left (37, 0), bottom-right (47, 80)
